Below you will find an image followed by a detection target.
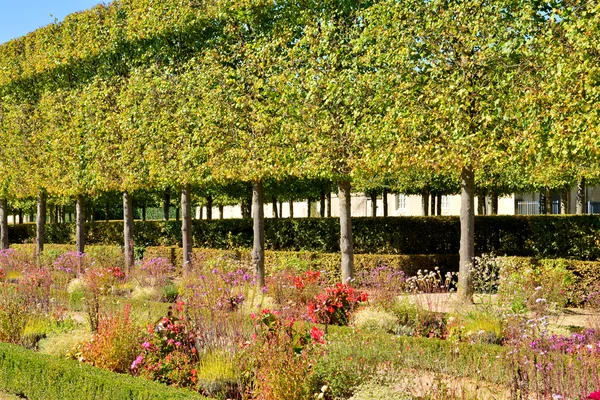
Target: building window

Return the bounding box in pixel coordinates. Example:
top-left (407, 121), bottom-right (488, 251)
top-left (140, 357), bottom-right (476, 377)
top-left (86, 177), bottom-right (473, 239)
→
top-left (396, 194), bottom-right (407, 210)
top-left (441, 196), bottom-right (450, 209)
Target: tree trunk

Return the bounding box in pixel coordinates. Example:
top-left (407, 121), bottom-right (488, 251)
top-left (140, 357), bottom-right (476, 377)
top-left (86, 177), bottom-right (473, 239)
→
top-left (289, 200), bottom-right (294, 218)
top-left (176, 207), bottom-right (180, 221)
top-left (18, 209), bottom-right (23, 225)
top-left (252, 180), bottom-right (265, 288)
top-left (36, 191), bottom-right (46, 259)
top-left (561, 189), bottom-right (569, 214)
top-left (142, 206), bottom-right (146, 221)
top-left (477, 194), bottom-right (485, 215)
top-left (199, 207), bottom-right (203, 220)
top-left (539, 191), bottom-right (547, 214)
top-left (320, 191), bottom-right (326, 218)
top-left (421, 188), bottom-right (430, 216)
top-left (576, 177), bottom-right (586, 214)
top-left (458, 166), bottom-right (475, 303)
top-left (76, 194), bottom-right (85, 254)
top-left (491, 193), bottom-right (499, 215)
top-left (206, 195), bottom-right (213, 221)
top-left (436, 194), bottom-right (442, 216)
top-left (88, 203), bottom-right (95, 222)
top-left (12, 212), bottom-right (16, 226)
top-left (279, 201), bottom-right (283, 218)
top-left (241, 202), bottom-right (248, 219)
top-left (430, 193), bottom-right (436, 216)
top-left (307, 199), bottom-right (312, 218)
top-left (68, 212), bottom-right (72, 223)
top-left (181, 185), bottom-right (192, 271)
top-left (219, 205), bottom-right (224, 219)
top-left (383, 189), bottom-right (389, 217)
top-left (327, 192), bottom-right (332, 217)
top-left (163, 190), bottom-right (170, 221)
top-left (545, 188), bottom-right (552, 214)
top-left (338, 181), bottom-right (354, 283)
top-left (105, 200), bottom-right (110, 222)
top-left (369, 191), bottom-right (377, 217)
top-left (273, 197), bottom-right (278, 218)
top-left (0, 198), bottom-right (8, 250)
top-left (123, 192), bottom-right (134, 272)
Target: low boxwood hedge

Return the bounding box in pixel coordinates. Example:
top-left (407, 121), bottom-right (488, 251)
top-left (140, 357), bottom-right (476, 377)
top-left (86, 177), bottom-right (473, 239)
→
top-left (0, 343), bottom-right (205, 399)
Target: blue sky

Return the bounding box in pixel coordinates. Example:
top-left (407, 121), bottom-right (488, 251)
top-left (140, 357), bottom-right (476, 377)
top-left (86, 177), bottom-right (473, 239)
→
top-left (0, 1), bottom-right (109, 44)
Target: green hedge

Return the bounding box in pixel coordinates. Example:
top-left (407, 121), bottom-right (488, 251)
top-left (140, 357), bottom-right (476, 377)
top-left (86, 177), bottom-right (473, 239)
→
top-left (0, 343), bottom-right (205, 400)
top-left (8, 215), bottom-right (600, 259)
top-left (144, 247), bottom-right (459, 282)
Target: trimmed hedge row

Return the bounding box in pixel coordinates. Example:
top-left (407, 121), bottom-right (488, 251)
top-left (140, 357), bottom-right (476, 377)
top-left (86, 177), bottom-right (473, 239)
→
top-left (8, 215), bottom-right (600, 259)
top-left (144, 247), bottom-right (460, 283)
top-left (0, 343), bottom-right (205, 400)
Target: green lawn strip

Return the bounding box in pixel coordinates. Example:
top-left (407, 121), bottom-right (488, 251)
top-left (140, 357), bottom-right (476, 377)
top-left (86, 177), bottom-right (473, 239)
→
top-left (313, 327), bottom-right (508, 399)
top-left (0, 343), bottom-right (206, 400)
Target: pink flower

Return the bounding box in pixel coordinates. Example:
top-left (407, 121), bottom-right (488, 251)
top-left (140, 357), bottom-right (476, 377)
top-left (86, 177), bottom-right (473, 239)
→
top-left (142, 341), bottom-right (151, 349)
top-left (587, 392), bottom-right (600, 400)
top-left (130, 355), bottom-right (144, 370)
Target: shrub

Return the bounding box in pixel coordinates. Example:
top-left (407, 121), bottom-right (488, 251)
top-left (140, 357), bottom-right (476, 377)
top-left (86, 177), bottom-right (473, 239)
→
top-left (0, 284), bottom-right (30, 344)
top-left (132, 307), bottom-right (199, 388)
top-left (0, 342), bottom-right (205, 399)
top-left (497, 258), bottom-right (575, 313)
top-left (308, 284), bottom-right (368, 327)
top-left (80, 304), bottom-right (144, 373)
top-left (245, 310), bottom-right (325, 400)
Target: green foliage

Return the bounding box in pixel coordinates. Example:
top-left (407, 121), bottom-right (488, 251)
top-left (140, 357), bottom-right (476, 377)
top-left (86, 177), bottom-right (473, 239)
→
top-left (0, 343), bottom-right (205, 399)
top-left (310, 328), bottom-right (506, 399)
top-left (497, 257), bottom-right (577, 311)
top-left (10, 215), bottom-right (600, 261)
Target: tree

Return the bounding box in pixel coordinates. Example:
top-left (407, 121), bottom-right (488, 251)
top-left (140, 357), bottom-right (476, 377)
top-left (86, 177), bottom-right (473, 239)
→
top-left (364, 0), bottom-right (541, 302)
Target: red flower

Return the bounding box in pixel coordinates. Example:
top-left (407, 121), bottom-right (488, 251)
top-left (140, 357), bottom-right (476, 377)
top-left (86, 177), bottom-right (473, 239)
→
top-left (310, 326), bottom-right (325, 344)
top-left (587, 392), bottom-right (600, 400)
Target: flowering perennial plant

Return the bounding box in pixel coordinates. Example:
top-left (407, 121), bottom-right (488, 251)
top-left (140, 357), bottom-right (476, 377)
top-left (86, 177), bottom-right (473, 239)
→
top-left (132, 307), bottom-right (199, 388)
top-left (247, 309), bottom-right (325, 400)
top-left (53, 251), bottom-right (87, 276)
top-left (136, 257), bottom-right (175, 287)
top-left (80, 304), bottom-right (144, 373)
top-left (308, 283), bottom-right (368, 326)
